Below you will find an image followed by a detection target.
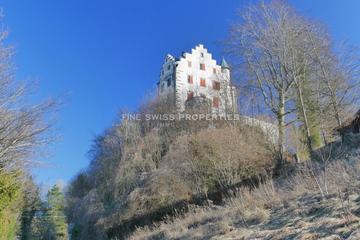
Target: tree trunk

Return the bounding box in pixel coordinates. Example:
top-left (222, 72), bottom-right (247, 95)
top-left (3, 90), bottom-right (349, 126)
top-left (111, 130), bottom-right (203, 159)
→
top-left (277, 91), bottom-right (285, 166)
top-left (331, 95), bottom-right (342, 127)
top-left (297, 83), bottom-right (313, 153)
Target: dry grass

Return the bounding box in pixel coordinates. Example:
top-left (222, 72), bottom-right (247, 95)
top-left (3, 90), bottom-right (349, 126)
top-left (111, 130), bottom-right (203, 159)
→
top-left (128, 147), bottom-right (360, 240)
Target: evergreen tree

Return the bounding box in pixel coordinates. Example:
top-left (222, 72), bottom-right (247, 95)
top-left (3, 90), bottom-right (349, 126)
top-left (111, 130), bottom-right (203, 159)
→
top-left (42, 185), bottom-right (68, 240)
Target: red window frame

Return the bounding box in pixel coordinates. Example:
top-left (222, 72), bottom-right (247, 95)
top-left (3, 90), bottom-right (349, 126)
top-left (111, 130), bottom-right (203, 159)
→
top-left (213, 97), bottom-right (220, 108)
top-left (200, 78), bottom-right (206, 87)
top-left (187, 91), bottom-right (194, 100)
top-left (212, 81), bottom-right (220, 91)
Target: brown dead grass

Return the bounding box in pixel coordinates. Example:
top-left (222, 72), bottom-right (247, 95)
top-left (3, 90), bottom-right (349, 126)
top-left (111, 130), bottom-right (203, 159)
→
top-left (129, 149), bottom-right (360, 240)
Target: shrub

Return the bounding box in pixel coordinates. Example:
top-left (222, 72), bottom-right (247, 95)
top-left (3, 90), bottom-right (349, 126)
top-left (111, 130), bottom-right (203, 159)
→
top-left (0, 171), bottom-right (23, 239)
top-left (163, 125), bottom-right (275, 193)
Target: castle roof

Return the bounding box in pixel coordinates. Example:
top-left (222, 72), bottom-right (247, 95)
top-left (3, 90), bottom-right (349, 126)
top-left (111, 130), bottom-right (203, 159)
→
top-left (221, 57), bottom-right (230, 69)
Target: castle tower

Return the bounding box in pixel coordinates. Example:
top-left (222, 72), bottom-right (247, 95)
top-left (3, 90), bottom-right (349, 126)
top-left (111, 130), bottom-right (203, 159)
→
top-left (157, 44), bottom-right (237, 114)
top-left (221, 58), bottom-right (230, 77)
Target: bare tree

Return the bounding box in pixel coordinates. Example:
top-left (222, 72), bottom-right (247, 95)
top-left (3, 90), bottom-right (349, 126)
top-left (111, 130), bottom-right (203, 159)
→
top-left (310, 36), bottom-right (360, 130)
top-left (227, 0), bottom-right (360, 163)
top-left (0, 24), bottom-right (57, 179)
top-left (227, 1), bottom-right (313, 164)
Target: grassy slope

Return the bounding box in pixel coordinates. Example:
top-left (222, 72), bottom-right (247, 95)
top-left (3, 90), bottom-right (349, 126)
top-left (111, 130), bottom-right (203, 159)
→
top-left (129, 138), bottom-right (360, 240)
top-left (131, 193), bottom-right (360, 240)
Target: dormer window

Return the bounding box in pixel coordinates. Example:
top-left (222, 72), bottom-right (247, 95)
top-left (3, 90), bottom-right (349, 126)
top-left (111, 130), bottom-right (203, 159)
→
top-left (200, 63), bottom-right (205, 71)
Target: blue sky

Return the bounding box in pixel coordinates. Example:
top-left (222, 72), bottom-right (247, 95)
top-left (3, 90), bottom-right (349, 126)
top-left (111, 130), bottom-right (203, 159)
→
top-left (0, 0), bottom-right (359, 188)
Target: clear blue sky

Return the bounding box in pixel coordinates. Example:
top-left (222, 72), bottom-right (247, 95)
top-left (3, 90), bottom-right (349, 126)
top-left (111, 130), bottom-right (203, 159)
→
top-left (0, 0), bottom-right (359, 188)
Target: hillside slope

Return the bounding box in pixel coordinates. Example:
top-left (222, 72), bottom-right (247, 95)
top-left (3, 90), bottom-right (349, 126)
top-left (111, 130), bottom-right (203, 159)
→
top-left (130, 191), bottom-right (360, 240)
top-left (130, 139), bottom-right (360, 240)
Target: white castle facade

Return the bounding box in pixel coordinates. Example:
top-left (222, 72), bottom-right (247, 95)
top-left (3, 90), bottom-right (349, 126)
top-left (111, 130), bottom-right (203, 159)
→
top-left (157, 44), bottom-right (237, 114)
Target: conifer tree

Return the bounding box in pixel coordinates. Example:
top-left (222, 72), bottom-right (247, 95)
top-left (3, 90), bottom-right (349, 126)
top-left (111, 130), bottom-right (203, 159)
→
top-left (42, 185), bottom-right (68, 240)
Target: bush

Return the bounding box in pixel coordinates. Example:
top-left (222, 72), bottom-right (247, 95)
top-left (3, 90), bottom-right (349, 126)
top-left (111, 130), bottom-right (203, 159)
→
top-left (66, 102), bottom-right (277, 239)
top-left (163, 125), bottom-right (275, 193)
top-left (0, 171), bottom-right (23, 239)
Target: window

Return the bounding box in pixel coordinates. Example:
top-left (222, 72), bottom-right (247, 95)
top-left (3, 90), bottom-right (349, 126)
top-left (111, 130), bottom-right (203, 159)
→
top-left (201, 52), bottom-right (204, 57)
top-left (188, 61), bottom-right (192, 67)
top-left (187, 91), bottom-right (194, 100)
top-left (167, 65), bottom-right (171, 70)
top-left (167, 78), bottom-right (171, 87)
top-left (200, 63), bottom-right (206, 70)
top-left (200, 78), bottom-right (206, 87)
top-left (200, 93), bottom-right (206, 98)
top-left (187, 75), bottom-right (193, 84)
top-left (212, 81), bottom-right (220, 90)
top-left (213, 68), bottom-right (217, 74)
top-left (213, 97), bottom-right (220, 108)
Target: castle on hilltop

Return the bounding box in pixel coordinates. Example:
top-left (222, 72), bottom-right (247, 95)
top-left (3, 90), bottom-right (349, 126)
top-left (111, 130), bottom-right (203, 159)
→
top-left (157, 44), bottom-right (237, 114)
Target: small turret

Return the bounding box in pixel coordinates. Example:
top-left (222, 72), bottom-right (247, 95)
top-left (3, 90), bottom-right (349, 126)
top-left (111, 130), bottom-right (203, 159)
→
top-left (221, 57), bottom-right (230, 70)
top-left (221, 57), bottom-right (231, 79)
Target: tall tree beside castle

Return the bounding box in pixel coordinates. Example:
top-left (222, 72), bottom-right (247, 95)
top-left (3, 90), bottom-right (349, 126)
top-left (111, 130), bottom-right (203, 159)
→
top-left (227, 1), bottom-right (359, 163)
